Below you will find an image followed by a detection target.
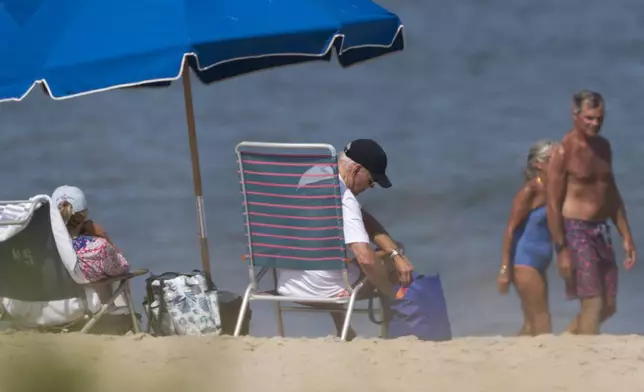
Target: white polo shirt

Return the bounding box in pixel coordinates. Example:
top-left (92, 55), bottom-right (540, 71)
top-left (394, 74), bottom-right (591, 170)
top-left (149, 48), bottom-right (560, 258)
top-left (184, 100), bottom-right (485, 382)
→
top-left (276, 166), bottom-right (368, 298)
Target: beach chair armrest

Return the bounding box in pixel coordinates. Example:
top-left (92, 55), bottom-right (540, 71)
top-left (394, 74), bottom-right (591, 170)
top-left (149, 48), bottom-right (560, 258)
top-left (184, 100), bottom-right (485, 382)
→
top-left (81, 269), bottom-right (149, 287)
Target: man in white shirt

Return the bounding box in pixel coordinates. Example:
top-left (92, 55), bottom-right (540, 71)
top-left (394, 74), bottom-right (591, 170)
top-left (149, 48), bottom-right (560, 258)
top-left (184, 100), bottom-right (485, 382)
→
top-left (277, 139), bottom-right (414, 338)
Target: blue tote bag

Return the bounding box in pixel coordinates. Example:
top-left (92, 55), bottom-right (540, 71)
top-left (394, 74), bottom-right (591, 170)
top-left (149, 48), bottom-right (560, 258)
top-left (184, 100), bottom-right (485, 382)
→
top-left (370, 273), bottom-right (452, 341)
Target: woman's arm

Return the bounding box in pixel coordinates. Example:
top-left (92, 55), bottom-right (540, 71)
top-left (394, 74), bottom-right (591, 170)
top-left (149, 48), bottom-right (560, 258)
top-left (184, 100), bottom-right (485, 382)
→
top-left (500, 183), bottom-right (536, 272)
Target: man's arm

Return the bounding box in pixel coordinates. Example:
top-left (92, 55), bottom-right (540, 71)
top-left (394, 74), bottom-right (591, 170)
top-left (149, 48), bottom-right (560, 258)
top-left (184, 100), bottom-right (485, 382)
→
top-left (342, 195), bottom-right (394, 298)
top-left (347, 242), bottom-right (395, 298)
top-left (606, 142), bottom-right (634, 244)
top-left (361, 208), bottom-right (397, 252)
top-left (362, 208), bottom-right (413, 286)
top-left (546, 144), bottom-right (567, 247)
top-left (610, 184), bottom-right (633, 243)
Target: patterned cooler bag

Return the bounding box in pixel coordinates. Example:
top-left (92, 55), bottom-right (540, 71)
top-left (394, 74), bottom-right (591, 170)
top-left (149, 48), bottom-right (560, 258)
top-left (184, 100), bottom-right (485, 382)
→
top-left (144, 270), bottom-right (222, 336)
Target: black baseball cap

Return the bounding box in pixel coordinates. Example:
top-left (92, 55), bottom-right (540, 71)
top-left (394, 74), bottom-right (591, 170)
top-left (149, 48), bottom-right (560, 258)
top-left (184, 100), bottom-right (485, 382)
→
top-left (344, 139), bottom-right (392, 188)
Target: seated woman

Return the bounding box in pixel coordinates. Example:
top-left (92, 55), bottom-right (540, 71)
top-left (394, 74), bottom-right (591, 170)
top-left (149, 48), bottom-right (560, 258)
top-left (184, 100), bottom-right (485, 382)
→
top-left (52, 185), bottom-right (130, 284)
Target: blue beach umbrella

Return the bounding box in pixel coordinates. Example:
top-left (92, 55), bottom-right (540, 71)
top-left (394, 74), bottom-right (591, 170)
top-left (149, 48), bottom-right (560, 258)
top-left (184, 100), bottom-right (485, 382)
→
top-left (0, 0), bottom-right (404, 285)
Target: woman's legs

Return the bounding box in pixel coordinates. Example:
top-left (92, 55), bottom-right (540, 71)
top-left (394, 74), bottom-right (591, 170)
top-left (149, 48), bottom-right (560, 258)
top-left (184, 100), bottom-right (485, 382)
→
top-left (95, 283), bottom-right (115, 305)
top-left (517, 302), bottom-right (533, 336)
top-left (513, 266), bottom-right (551, 336)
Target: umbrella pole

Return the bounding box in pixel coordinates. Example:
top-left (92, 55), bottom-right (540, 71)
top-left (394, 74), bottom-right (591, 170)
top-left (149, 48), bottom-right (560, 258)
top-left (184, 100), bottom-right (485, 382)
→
top-left (181, 65), bottom-right (214, 290)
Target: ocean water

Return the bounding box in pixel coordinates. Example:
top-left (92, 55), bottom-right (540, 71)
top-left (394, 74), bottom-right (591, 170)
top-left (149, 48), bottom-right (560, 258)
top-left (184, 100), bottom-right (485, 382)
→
top-left (1, 0), bottom-right (643, 338)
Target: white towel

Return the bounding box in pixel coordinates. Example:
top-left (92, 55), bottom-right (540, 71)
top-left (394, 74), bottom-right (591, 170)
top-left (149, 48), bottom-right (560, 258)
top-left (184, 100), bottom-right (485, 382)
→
top-left (0, 199), bottom-right (41, 242)
top-left (0, 194), bottom-right (84, 282)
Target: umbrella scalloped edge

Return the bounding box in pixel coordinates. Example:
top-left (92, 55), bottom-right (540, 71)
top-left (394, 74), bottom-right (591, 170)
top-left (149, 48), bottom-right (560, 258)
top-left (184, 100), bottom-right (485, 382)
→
top-left (1, 25), bottom-right (404, 103)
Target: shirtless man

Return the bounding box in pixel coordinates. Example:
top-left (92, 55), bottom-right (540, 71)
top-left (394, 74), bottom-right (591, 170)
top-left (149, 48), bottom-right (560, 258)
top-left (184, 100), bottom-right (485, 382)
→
top-left (547, 90), bottom-right (636, 335)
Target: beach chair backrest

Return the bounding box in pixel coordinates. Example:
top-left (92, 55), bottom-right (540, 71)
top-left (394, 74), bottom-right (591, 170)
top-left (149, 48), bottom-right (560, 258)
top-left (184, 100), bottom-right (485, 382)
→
top-left (236, 142), bottom-right (347, 272)
top-left (0, 201), bottom-right (82, 301)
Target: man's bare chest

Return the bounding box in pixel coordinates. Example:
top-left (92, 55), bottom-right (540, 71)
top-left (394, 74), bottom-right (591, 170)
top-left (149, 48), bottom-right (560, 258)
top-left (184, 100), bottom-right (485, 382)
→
top-left (567, 147), bottom-right (612, 184)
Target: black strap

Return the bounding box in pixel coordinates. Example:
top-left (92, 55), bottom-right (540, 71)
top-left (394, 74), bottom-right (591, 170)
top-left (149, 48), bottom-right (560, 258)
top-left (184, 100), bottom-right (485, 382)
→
top-left (368, 293), bottom-right (390, 325)
top-left (156, 278), bottom-right (167, 335)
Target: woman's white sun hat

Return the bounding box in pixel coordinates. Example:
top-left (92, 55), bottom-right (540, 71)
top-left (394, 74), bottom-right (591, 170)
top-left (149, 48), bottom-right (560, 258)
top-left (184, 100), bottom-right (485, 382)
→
top-left (51, 185), bottom-right (88, 213)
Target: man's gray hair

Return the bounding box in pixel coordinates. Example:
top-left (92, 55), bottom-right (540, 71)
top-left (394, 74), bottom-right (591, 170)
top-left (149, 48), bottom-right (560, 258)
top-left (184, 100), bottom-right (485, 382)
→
top-left (573, 89), bottom-right (604, 114)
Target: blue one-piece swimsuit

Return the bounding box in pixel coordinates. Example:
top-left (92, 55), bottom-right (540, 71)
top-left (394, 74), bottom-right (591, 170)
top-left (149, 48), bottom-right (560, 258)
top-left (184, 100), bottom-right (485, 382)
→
top-left (511, 205), bottom-right (553, 273)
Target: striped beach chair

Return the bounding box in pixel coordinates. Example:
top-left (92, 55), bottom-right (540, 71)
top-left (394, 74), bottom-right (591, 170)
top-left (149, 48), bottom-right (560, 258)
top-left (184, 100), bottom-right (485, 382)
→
top-left (234, 142), bottom-right (384, 341)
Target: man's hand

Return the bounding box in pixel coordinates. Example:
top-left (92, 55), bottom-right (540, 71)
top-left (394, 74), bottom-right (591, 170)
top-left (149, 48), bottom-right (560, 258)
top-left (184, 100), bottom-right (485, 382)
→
top-left (393, 255), bottom-right (413, 287)
top-left (624, 239), bottom-right (636, 270)
top-left (557, 248), bottom-right (573, 279)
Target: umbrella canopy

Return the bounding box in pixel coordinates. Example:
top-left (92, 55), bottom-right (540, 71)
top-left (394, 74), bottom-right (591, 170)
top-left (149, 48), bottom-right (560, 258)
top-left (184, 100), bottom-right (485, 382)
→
top-left (0, 0), bottom-right (403, 100)
top-left (0, 0), bottom-right (404, 287)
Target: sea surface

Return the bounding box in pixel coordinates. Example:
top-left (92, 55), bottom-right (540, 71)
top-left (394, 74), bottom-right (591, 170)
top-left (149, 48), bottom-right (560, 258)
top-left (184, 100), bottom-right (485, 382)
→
top-left (2, 0), bottom-right (644, 338)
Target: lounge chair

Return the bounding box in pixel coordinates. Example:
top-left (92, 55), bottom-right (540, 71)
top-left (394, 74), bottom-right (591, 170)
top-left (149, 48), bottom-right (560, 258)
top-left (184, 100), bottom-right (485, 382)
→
top-left (234, 142), bottom-right (385, 341)
top-left (0, 195), bottom-right (147, 333)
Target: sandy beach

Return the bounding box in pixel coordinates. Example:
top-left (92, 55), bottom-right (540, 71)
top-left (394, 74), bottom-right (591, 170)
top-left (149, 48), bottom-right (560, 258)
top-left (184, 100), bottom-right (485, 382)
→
top-left (1, 333), bottom-right (643, 392)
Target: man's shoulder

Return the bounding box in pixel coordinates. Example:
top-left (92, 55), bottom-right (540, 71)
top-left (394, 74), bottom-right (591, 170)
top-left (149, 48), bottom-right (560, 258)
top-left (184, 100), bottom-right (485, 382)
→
top-left (562, 131), bottom-right (611, 146)
top-left (550, 136), bottom-right (568, 161)
top-left (560, 131), bottom-right (595, 154)
top-left (561, 131), bottom-right (577, 147)
top-left (564, 132), bottom-right (612, 155)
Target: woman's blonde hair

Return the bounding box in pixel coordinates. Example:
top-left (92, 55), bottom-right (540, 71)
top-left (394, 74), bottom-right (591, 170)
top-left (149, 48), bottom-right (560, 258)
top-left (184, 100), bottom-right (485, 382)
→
top-left (58, 201), bottom-right (87, 235)
top-left (524, 139), bottom-right (557, 181)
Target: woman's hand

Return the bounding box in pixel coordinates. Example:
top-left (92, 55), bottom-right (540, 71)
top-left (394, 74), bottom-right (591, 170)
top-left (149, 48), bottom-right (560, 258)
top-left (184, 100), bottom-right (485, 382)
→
top-left (497, 265), bottom-right (511, 294)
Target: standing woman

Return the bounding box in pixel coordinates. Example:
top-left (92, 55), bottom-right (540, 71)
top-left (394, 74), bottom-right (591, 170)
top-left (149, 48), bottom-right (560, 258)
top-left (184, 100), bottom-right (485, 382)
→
top-left (498, 140), bottom-right (558, 336)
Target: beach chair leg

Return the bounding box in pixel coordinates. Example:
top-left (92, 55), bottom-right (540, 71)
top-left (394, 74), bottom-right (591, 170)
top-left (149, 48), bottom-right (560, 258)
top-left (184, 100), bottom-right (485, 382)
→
top-left (234, 284), bottom-right (252, 337)
top-left (80, 280), bottom-right (126, 334)
top-left (80, 304), bottom-right (110, 333)
top-left (340, 290), bottom-right (360, 341)
top-left (271, 268), bottom-right (285, 337)
top-left (123, 281), bottom-right (140, 334)
top-left (275, 302), bottom-right (285, 337)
